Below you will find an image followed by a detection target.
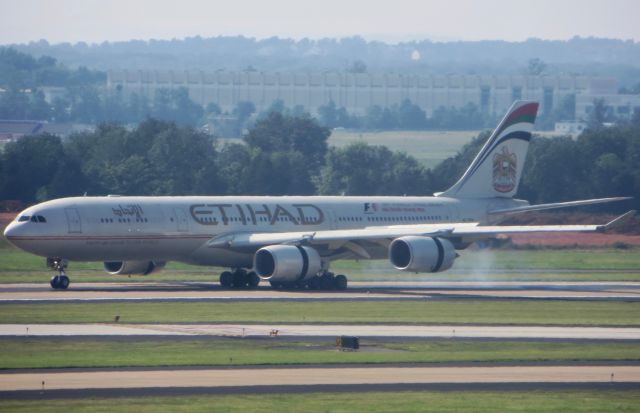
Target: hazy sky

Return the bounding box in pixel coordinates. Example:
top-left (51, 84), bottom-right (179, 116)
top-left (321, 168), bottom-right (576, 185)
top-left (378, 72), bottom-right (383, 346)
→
top-left (1, 0), bottom-right (638, 44)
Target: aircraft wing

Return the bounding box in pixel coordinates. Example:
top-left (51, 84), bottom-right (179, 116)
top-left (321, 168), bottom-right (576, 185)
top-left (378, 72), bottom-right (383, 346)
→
top-left (206, 210), bottom-right (634, 249)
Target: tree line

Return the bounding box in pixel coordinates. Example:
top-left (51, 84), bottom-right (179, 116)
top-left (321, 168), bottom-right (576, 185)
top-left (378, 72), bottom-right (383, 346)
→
top-left (1, 112), bottom-right (638, 212)
top-left (13, 37), bottom-right (640, 86)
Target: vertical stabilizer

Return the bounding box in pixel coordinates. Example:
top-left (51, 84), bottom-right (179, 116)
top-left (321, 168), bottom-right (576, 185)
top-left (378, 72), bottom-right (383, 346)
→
top-left (437, 101), bottom-right (539, 199)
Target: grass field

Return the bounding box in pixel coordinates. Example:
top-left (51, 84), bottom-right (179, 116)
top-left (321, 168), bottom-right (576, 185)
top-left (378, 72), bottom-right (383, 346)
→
top-left (220, 130), bottom-right (478, 169)
top-left (1, 300), bottom-right (637, 326)
top-left (1, 391), bottom-right (639, 413)
top-left (328, 129), bottom-right (478, 169)
top-left (1, 338), bottom-right (638, 369)
top-left (2, 236), bottom-right (639, 283)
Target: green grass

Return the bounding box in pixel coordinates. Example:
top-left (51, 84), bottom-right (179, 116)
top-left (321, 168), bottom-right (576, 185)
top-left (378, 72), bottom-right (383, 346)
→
top-left (1, 391), bottom-right (639, 413)
top-left (329, 129), bottom-right (478, 169)
top-left (1, 300), bottom-right (638, 325)
top-left (0, 338), bottom-right (638, 369)
top-left (221, 129), bottom-right (477, 169)
top-left (2, 239), bottom-right (640, 283)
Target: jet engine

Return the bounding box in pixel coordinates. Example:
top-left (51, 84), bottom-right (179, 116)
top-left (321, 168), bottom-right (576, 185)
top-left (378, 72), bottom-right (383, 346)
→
top-left (389, 236), bottom-right (456, 273)
top-left (103, 261), bottom-right (166, 275)
top-left (254, 245), bottom-right (322, 283)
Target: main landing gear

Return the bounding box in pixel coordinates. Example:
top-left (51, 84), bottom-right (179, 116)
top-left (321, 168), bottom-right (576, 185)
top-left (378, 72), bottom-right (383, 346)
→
top-left (218, 269), bottom-right (348, 291)
top-left (219, 269), bottom-right (260, 289)
top-left (47, 258), bottom-right (70, 290)
top-left (271, 271), bottom-right (348, 291)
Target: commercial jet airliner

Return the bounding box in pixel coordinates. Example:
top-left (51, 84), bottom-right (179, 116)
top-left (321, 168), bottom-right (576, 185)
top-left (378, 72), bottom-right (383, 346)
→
top-left (3, 101), bottom-right (632, 290)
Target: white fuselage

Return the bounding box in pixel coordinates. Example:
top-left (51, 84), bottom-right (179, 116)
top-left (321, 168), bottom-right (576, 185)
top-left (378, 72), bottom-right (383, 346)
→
top-left (4, 195), bottom-right (524, 268)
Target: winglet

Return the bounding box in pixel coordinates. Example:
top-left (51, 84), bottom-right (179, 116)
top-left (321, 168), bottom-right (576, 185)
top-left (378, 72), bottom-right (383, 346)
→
top-left (600, 210), bottom-right (637, 232)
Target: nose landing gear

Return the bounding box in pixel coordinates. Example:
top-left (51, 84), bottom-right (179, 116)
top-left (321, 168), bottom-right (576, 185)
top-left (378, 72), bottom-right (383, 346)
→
top-left (47, 258), bottom-right (70, 290)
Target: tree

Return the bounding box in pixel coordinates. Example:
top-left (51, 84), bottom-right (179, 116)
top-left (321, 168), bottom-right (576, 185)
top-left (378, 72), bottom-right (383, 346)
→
top-left (319, 142), bottom-right (430, 195)
top-left (233, 101), bottom-right (256, 122)
top-left (152, 87), bottom-right (204, 127)
top-left (147, 125), bottom-right (221, 195)
top-left (230, 112), bottom-right (332, 194)
top-left (217, 143), bottom-right (252, 194)
top-left (70, 87), bottom-right (103, 123)
top-left (518, 136), bottom-right (587, 203)
top-left (586, 98), bottom-right (609, 129)
top-left (0, 88), bottom-right (29, 119)
top-left (206, 102), bottom-right (222, 115)
top-left (348, 60), bottom-right (367, 73)
top-left (244, 112), bottom-right (330, 172)
top-left (266, 99), bottom-right (285, 114)
top-left (2, 134), bottom-right (67, 202)
top-left (364, 105), bottom-right (399, 129)
top-left (527, 58), bottom-right (547, 76)
top-left (318, 100), bottom-right (338, 127)
top-left (62, 119), bottom-right (221, 196)
top-left (397, 99), bottom-right (426, 129)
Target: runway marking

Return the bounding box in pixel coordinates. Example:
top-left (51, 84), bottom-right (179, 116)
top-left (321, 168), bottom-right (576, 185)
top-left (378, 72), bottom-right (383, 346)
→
top-left (3, 324), bottom-right (640, 340)
top-left (1, 365), bottom-right (639, 391)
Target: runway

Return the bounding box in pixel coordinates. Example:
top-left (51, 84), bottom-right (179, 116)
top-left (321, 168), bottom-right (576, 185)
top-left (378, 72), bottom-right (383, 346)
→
top-left (1, 365), bottom-right (639, 392)
top-left (1, 280), bottom-right (639, 302)
top-left (3, 323), bottom-right (640, 340)
top-left (2, 280), bottom-right (639, 399)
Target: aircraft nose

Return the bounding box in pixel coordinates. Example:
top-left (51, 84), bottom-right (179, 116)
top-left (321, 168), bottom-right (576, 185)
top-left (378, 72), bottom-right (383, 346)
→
top-left (3, 222), bottom-right (20, 242)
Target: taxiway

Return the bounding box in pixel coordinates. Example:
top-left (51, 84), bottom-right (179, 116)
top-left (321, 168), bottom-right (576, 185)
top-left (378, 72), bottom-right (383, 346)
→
top-left (1, 365), bottom-right (638, 392)
top-left (2, 323), bottom-right (639, 340)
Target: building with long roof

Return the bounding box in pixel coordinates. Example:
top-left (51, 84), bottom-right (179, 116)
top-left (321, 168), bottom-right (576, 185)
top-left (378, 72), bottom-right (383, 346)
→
top-left (107, 70), bottom-right (638, 121)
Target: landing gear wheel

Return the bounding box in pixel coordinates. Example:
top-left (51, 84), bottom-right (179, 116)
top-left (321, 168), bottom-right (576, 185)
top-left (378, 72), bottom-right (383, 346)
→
top-left (319, 272), bottom-right (335, 290)
top-left (49, 258), bottom-right (70, 290)
top-left (247, 271), bottom-right (260, 288)
top-left (334, 274), bottom-right (348, 291)
top-left (231, 269), bottom-right (248, 288)
top-left (58, 275), bottom-right (70, 290)
top-left (219, 271), bottom-right (233, 288)
top-left (307, 276), bottom-right (321, 290)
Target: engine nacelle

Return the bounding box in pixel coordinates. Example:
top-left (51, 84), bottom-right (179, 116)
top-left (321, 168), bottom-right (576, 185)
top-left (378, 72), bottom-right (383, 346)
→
top-left (389, 236), bottom-right (456, 273)
top-left (103, 261), bottom-right (166, 275)
top-left (254, 245), bottom-right (322, 283)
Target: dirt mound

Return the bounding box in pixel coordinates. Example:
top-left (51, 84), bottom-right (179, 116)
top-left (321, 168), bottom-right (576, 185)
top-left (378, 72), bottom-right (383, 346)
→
top-left (500, 211), bottom-right (640, 234)
top-left (507, 232), bottom-right (640, 248)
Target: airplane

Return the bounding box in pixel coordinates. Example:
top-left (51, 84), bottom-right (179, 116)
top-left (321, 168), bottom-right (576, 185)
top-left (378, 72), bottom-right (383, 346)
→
top-left (3, 101), bottom-right (633, 291)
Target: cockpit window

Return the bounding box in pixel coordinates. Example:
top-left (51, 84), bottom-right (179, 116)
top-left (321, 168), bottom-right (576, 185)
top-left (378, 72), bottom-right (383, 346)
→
top-left (16, 215), bottom-right (46, 223)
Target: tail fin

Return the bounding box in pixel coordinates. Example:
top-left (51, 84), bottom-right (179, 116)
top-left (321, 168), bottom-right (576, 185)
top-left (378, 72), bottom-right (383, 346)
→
top-left (437, 100), bottom-right (539, 199)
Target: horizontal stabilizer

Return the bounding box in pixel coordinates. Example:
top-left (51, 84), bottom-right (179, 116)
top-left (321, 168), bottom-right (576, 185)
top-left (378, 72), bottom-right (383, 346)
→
top-left (489, 197), bottom-right (632, 215)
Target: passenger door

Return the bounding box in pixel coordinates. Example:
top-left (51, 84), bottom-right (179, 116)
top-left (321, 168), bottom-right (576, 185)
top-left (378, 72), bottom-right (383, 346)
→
top-left (173, 208), bottom-right (189, 232)
top-left (64, 208), bottom-right (82, 234)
